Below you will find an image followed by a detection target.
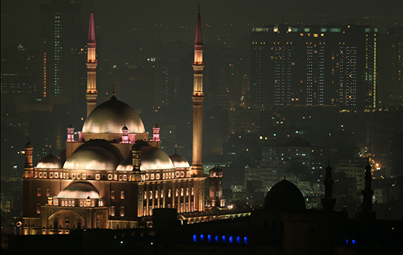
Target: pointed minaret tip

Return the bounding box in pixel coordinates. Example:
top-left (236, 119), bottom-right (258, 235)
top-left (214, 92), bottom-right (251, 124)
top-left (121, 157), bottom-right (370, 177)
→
top-left (195, 4), bottom-right (202, 46)
top-left (88, 6), bottom-right (96, 43)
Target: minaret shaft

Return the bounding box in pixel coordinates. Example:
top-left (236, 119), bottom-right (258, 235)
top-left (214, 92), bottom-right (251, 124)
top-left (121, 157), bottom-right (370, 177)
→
top-left (191, 7), bottom-right (204, 176)
top-left (86, 9), bottom-right (97, 117)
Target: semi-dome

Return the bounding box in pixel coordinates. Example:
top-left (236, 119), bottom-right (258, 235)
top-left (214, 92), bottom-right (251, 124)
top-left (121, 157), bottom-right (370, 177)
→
top-left (63, 140), bottom-right (123, 171)
top-left (263, 180), bottom-right (306, 212)
top-left (82, 96), bottom-right (145, 134)
top-left (117, 145), bottom-right (174, 171)
top-left (169, 153), bottom-right (190, 168)
top-left (57, 181), bottom-right (100, 199)
top-left (36, 154), bottom-right (63, 169)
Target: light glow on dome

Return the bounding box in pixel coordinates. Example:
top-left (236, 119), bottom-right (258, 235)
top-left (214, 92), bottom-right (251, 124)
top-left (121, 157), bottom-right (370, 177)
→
top-left (36, 162), bottom-right (61, 169)
top-left (82, 98), bottom-right (145, 134)
top-left (57, 181), bottom-right (100, 199)
top-left (63, 145), bottom-right (121, 171)
top-left (170, 154), bottom-right (190, 168)
top-left (36, 155), bottom-right (62, 169)
top-left (117, 145), bottom-right (175, 171)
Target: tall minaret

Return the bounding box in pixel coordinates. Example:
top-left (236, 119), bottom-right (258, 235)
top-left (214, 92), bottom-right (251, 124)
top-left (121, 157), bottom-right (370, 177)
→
top-left (191, 5), bottom-right (204, 176)
top-left (321, 164), bottom-right (336, 212)
top-left (85, 7), bottom-right (97, 117)
top-left (359, 164), bottom-right (376, 220)
top-left (23, 139), bottom-right (34, 179)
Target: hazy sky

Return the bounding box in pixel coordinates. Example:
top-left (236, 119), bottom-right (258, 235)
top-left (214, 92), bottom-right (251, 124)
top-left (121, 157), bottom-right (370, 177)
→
top-left (2, 0), bottom-right (402, 51)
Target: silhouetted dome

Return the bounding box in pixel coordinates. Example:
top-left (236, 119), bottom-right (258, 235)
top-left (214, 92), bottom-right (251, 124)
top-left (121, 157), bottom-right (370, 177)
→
top-left (82, 97), bottom-right (145, 134)
top-left (36, 154), bottom-right (63, 169)
top-left (122, 125), bottom-right (128, 131)
top-left (169, 153), bottom-right (190, 168)
top-left (57, 181), bottom-right (100, 199)
top-left (63, 139), bottom-right (123, 171)
top-left (263, 180), bottom-right (306, 212)
top-left (117, 145), bottom-right (174, 171)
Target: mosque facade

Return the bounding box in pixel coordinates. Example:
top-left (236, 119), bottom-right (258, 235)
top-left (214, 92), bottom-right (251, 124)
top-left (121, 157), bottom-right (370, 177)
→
top-left (19, 8), bottom-right (210, 235)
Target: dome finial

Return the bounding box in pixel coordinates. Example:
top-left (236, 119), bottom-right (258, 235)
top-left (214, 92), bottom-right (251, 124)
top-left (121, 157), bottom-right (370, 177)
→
top-left (175, 144), bottom-right (178, 154)
top-left (110, 84), bottom-right (117, 100)
top-left (49, 145), bottom-right (52, 155)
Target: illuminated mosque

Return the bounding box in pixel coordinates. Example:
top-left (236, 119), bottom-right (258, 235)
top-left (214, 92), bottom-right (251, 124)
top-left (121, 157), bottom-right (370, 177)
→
top-left (20, 7), bottom-right (238, 235)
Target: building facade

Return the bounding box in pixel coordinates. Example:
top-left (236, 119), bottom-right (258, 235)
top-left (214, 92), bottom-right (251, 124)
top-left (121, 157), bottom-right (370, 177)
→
top-left (19, 7), bottom-right (208, 235)
top-left (250, 24), bottom-right (378, 110)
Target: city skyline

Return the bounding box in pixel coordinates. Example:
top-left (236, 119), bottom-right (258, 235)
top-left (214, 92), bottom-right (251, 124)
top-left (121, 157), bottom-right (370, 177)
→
top-left (1, 0), bottom-right (402, 235)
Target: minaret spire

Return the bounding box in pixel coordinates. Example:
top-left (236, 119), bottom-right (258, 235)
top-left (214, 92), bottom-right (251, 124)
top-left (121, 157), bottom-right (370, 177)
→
top-left (191, 5), bottom-right (204, 177)
top-left (359, 164), bottom-right (376, 220)
top-left (86, 6), bottom-right (98, 117)
top-left (321, 164), bottom-right (336, 212)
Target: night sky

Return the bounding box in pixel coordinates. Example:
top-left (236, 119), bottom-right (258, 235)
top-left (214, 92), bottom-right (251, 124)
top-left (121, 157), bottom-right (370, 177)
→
top-left (2, 0), bottom-right (402, 58)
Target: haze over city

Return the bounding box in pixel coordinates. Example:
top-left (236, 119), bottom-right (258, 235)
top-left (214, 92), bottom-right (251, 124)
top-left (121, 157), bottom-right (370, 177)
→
top-left (1, 0), bottom-right (403, 254)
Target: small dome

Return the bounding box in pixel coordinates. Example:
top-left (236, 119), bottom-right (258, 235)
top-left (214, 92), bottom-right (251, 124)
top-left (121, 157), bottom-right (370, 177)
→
top-left (169, 153), bottom-right (190, 168)
top-left (122, 125), bottom-right (128, 131)
top-left (263, 180), bottom-right (305, 212)
top-left (63, 140), bottom-right (123, 171)
top-left (117, 145), bottom-right (174, 171)
top-left (25, 142), bottom-right (33, 149)
top-left (36, 154), bottom-right (63, 169)
top-left (57, 181), bottom-right (100, 199)
top-left (82, 97), bottom-right (145, 134)
top-left (153, 123), bottom-right (160, 128)
top-left (209, 166), bottom-right (222, 177)
top-left (68, 124), bottom-right (74, 128)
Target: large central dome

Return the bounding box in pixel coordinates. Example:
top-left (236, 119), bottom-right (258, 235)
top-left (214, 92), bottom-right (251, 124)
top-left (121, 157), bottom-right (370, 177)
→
top-left (82, 96), bottom-right (145, 134)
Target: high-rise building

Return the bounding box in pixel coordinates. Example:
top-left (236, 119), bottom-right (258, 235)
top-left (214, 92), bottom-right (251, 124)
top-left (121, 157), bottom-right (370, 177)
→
top-left (1, 44), bottom-right (40, 96)
top-left (378, 27), bottom-right (403, 107)
top-left (250, 24), bottom-right (378, 110)
top-left (40, 0), bottom-right (84, 102)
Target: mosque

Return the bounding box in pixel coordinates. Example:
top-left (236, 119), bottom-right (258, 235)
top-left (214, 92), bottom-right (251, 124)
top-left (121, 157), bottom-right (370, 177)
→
top-left (12, 7), bottom-right (402, 254)
top-left (19, 7), bottom-right (242, 235)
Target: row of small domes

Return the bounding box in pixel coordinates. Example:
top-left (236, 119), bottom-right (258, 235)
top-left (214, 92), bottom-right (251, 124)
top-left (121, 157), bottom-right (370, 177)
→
top-left (36, 140), bottom-right (189, 171)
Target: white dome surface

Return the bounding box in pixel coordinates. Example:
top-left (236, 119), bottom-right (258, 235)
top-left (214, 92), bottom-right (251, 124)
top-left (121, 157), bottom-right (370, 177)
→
top-left (36, 154), bottom-right (63, 169)
top-left (57, 181), bottom-right (100, 199)
top-left (117, 145), bottom-right (174, 171)
top-left (169, 153), bottom-right (190, 168)
top-left (63, 140), bottom-right (123, 171)
top-left (82, 96), bottom-right (145, 134)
